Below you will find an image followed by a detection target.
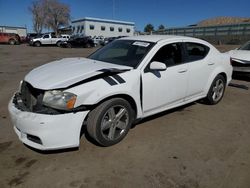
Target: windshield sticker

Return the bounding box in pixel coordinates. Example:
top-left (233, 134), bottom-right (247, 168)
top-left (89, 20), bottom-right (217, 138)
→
top-left (132, 41), bottom-right (150, 47)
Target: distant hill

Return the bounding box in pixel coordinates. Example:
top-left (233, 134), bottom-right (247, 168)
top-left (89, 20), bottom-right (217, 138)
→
top-left (197, 16), bottom-right (250, 26)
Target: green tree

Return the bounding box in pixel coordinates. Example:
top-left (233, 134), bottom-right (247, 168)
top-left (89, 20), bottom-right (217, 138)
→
top-left (158, 24), bottom-right (165, 31)
top-left (144, 24), bottom-right (154, 33)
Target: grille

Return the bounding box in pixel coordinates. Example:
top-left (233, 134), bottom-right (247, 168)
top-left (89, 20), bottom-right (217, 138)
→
top-left (14, 81), bottom-right (62, 114)
top-left (19, 81), bottom-right (44, 111)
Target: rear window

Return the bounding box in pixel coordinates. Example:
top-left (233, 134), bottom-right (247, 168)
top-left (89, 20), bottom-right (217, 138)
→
top-left (185, 42), bottom-right (210, 62)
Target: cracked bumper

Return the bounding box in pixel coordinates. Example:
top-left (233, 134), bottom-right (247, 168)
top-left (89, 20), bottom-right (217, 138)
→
top-left (8, 98), bottom-right (89, 150)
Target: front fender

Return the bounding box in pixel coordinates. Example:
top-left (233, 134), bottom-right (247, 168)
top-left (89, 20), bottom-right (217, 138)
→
top-left (66, 70), bottom-right (143, 118)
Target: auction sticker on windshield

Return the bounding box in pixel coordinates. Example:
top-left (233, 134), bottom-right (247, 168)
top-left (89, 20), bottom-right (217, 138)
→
top-left (132, 41), bottom-right (150, 47)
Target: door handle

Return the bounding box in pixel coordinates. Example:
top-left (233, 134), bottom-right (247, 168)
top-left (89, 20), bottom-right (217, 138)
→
top-left (208, 62), bottom-right (214, 65)
top-left (178, 69), bottom-right (187, 73)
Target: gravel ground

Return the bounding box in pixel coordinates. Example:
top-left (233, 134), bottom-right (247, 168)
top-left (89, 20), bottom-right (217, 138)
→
top-left (0, 44), bottom-right (249, 188)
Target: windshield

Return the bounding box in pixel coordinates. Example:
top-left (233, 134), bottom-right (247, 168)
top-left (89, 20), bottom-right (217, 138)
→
top-left (239, 42), bottom-right (250, 50)
top-left (88, 40), bottom-right (155, 68)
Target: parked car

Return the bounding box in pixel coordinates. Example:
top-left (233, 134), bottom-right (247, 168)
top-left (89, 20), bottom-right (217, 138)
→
top-left (100, 36), bottom-right (126, 46)
top-left (8, 35), bottom-right (232, 150)
top-left (61, 34), bottom-right (70, 40)
top-left (92, 36), bottom-right (105, 46)
top-left (26, 33), bottom-right (42, 43)
top-left (0, 32), bottom-right (20, 45)
top-left (29, 33), bottom-right (67, 47)
top-left (228, 41), bottom-right (250, 75)
top-left (60, 36), bottom-right (95, 48)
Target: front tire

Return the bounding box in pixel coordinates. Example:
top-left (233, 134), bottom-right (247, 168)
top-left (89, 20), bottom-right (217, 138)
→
top-left (56, 41), bottom-right (61, 47)
top-left (66, 43), bottom-right (72, 48)
top-left (85, 43), bottom-right (90, 48)
top-left (87, 98), bottom-right (134, 146)
top-left (34, 41), bottom-right (41, 47)
top-left (205, 74), bottom-right (226, 105)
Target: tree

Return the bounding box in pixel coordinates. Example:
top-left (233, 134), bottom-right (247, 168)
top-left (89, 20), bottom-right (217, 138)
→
top-left (29, 1), bottom-right (45, 34)
top-left (44, 0), bottom-right (70, 35)
top-left (29, 0), bottom-right (70, 35)
top-left (144, 24), bottom-right (154, 33)
top-left (158, 24), bottom-right (165, 31)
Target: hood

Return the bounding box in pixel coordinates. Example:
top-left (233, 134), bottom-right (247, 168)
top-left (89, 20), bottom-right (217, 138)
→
top-left (24, 57), bottom-right (132, 90)
top-left (228, 50), bottom-right (250, 62)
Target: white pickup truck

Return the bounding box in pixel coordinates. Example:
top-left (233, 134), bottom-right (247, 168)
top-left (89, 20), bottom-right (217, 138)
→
top-left (29, 33), bottom-right (67, 47)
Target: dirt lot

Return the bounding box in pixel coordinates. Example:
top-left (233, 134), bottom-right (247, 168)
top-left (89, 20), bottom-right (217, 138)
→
top-left (0, 44), bottom-right (250, 188)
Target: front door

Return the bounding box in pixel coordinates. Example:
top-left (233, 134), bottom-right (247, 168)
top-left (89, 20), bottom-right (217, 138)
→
top-left (142, 42), bottom-right (188, 116)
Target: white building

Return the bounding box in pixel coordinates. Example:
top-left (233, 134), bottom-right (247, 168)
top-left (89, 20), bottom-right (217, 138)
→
top-left (0, 26), bottom-right (27, 37)
top-left (71, 17), bottom-right (135, 37)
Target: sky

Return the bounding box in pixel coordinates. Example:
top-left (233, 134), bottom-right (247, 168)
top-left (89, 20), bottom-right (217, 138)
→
top-left (0, 0), bottom-right (250, 32)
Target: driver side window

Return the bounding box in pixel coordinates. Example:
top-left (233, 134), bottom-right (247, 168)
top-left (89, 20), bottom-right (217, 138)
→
top-left (150, 43), bottom-right (183, 67)
top-left (43, 35), bottom-right (49, 39)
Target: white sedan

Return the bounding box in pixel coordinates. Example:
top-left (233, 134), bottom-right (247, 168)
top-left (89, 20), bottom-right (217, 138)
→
top-left (228, 41), bottom-right (250, 75)
top-left (8, 35), bottom-right (232, 150)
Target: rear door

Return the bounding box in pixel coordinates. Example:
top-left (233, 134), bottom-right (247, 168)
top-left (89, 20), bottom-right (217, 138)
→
top-left (51, 33), bottom-right (58, 44)
top-left (183, 42), bottom-right (214, 100)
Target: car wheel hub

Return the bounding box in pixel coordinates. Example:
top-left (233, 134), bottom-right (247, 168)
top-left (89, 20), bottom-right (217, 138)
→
top-left (212, 79), bottom-right (224, 102)
top-left (101, 105), bottom-right (129, 141)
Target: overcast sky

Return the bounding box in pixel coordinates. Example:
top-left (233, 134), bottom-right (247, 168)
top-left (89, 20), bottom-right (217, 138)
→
top-left (0, 0), bottom-right (249, 32)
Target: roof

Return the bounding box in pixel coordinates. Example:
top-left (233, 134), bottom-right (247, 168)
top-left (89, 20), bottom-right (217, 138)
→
top-left (120, 35), bottom-right (195, 43)
top-left (0, 25), bottom-right (27, 29)
top-left (72, 17), bottom-right (135, 26)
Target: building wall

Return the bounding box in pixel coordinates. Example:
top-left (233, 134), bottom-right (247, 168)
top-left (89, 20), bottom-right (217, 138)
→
top-left (0, 26), bottom-right (27, 37)
top-left (71, 18), bottom-right (135, 37)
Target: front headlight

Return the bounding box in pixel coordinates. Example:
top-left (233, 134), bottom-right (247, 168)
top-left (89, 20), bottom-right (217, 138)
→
top-left (43, 90), bottom-right (77, 110)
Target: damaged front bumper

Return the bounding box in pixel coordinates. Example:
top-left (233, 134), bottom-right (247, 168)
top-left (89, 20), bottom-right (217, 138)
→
top-left (8, 95), bottom-right (89, 150)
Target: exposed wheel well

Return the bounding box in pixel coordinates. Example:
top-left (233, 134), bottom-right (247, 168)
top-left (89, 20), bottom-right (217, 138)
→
top-left (218, 72), bottom-right (227, 83)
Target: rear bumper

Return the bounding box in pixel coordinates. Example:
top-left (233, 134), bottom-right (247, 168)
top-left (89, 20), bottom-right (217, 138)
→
top-left (8, 97), bottom-right (89, 150)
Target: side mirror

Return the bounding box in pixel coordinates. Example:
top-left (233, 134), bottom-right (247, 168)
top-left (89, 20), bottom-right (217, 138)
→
top-left (150, 61), bottom-right (167, 71)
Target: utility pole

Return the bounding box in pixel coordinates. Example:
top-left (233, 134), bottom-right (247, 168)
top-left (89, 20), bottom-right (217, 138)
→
top-left (112, 0), bottom-right (115, 19)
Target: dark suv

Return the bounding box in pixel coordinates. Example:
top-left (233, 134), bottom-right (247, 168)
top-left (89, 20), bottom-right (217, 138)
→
top-left (60, 36), bottom-right (95, 48)
top-left (0, 32), bottom-right (21, 45)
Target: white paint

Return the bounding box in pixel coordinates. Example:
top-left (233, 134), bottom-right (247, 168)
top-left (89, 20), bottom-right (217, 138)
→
top-left (9, 35), bottom-right (233, 150)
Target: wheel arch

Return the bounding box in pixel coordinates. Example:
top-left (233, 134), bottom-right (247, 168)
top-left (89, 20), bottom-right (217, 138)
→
top-left (34, 41), bottom-right (41, 46)
top-left (79, 93), bottom-right (138, 140)
top-left (93, 94), bottom-right (138, 119)
top-left (218, 72), bottom-right (227, 83)
top-left (205, 67), bottom-right (228, 95)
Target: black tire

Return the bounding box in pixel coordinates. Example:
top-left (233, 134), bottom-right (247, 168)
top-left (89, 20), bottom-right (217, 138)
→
top-left (66, 43), bottom-right (72, 48)
top-left (9, 39), bottom-right (15, 45)
top-left (34, 41), bottom-right (41, 47)
top-left (87, 98), bottom-right (134, 146)
top-left (56, 41), bottom-right (61, 47)
top-left (85, 43), bottom-right (90, 48)
top-left (205, 74), bottom-right (226, 105)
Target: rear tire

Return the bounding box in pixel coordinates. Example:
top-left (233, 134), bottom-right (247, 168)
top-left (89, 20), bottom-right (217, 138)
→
top-left (205, 74), bottom-right (226, 105)
top-left (9, 39), bottom-right (15, 45)
top-left (87, 98), bottom-right (134, 146)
